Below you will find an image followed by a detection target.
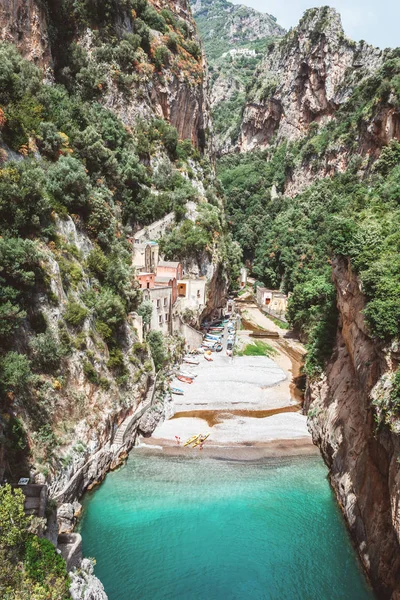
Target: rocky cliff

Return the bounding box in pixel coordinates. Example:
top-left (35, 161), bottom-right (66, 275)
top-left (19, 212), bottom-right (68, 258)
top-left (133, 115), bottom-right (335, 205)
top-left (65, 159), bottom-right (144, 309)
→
top-left (305, 259), bottom-right (400, 599)
top-left (191, 0), bottom-right (285, 153)
top-left (0, 0), bottom-right (230, 581)
top-left (240, 7), bottom-right (384, 151)
top-left (0, 0), bottom-right (51, 66)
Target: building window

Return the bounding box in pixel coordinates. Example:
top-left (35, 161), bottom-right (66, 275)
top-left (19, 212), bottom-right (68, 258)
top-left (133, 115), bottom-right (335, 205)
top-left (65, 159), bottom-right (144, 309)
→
top-left (164, 297), bottom-right (167, 307)
top-left (147, 282), bottom-right (150, 289)
top-left (165, 314), bottom-right (169, 322)
top-left (157, 299), bottom-right (161, 308)
top-left (158, 315), bottom-right (163, 325)
top-left (197, 290), bottom-right (201, 298)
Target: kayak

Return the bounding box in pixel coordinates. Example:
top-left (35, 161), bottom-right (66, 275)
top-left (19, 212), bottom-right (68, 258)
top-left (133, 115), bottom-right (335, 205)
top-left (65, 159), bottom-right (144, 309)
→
top-left (184, 434), bottom-right (200, 447)
top-left (171, 387), bottom-right (184, 395)
top-left (193, 433), bottom-right (210, 447)
top-left (177, 375), bottom-right (193, 384)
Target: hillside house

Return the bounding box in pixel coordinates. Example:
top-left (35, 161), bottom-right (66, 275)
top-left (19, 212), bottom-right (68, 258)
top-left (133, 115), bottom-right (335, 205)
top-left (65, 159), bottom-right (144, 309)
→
top-left (177, 278), bottom-right (206, 311)
top-left (256, 287), bottom-right (287, 318)
top-left (157, 260), bottom-right (182, 281)
top-left (137, 272), bottom-right (155, 290)
top-left (142, 286), bottom-right (172, 335)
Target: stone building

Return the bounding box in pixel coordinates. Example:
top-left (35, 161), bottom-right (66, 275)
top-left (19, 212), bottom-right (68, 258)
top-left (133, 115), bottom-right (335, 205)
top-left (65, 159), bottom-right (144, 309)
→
top-left (157, 260), bottom-right (182, 281)
top-left (142, 286), bottom-right (172, 335)
top-left (137, 272), bottom-right (155, 290)
top-left (132, 241), bottom-right (159, 274)
top-left (256, 287), bottom-right (287, 318)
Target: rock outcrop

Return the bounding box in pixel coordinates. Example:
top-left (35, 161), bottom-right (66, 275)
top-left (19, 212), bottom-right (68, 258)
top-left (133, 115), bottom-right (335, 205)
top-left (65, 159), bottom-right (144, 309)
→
top-left (0, 0), bottom-right (51, 66)
top-left (191, 0), bottom-right (285, 154)
top-left (305, 258), bottom-right (400, 599)
top-left (239, 7), bottom-right (383, 150)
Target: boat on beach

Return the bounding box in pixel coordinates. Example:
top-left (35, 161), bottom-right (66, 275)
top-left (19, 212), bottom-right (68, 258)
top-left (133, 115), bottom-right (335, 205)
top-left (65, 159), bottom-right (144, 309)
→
top-left (204, 354), bottom-right (213, 361)
top-left (177, 375), bottom-right (193, 384)
top-left (183, 357), bottom-right (200, 365)
top-left (171, 387), bottom-right (184, 395)
top-left (179, 370), bottom-right (197, 379)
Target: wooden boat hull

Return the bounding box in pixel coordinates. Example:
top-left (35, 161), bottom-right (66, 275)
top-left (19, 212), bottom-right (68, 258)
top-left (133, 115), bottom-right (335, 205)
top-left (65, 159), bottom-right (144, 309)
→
top-left (171, 387), bottom-right (184, 395)
top-left (177, 375), bottom-right (193, 384)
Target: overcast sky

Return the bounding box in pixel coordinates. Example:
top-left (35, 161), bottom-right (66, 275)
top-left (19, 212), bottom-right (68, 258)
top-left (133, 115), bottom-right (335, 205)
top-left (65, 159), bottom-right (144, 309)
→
top-left (231, 0), bottom-right (398, 49)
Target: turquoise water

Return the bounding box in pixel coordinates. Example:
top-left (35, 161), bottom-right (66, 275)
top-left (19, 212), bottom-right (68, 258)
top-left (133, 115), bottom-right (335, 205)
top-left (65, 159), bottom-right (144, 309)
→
top-left (79, 453), bottom-right (374, 600)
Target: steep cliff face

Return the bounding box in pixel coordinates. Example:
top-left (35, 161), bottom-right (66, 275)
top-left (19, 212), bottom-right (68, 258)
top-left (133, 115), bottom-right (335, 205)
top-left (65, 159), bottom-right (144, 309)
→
top-left (0, 0), bottom-right (51, 66)
top-left (240, 7), bottom-right (383, 151)
top-left (191, 0), bottom-right (285, 153)
top-left (306, 259), bottom-right (400, 598)
top-left (0, 0), bottom-right (226, 498)
top-left (0, 0), bottom-right (210, 150)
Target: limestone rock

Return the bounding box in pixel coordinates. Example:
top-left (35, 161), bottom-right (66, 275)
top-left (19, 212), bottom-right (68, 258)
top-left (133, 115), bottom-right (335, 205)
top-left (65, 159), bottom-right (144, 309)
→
top-left (69, 559), bottom-right (108, 600)
top-left (305, 257), bottom-right (400, 598)
top-left (239, 7), bottom-right (383, 151)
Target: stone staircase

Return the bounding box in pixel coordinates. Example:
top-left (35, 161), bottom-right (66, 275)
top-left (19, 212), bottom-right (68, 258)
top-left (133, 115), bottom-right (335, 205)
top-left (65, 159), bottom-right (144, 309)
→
top-left (112, 375), bottom-right (158, 449)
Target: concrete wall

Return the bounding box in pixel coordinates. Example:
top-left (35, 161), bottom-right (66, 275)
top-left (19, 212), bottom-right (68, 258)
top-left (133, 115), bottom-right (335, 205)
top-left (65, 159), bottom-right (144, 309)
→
top-left (172, 314), bottom-right (203, 350)
top-left (134, 212), bottom-right (174, 242)
top-left (58, 533), bottom-right (83, 571)
top-left (143, 287), bottom-right (172, 335)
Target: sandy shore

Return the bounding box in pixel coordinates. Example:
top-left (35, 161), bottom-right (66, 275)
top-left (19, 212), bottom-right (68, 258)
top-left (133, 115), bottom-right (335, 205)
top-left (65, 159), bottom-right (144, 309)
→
top-left (141, 304), bottom-right (315, 458)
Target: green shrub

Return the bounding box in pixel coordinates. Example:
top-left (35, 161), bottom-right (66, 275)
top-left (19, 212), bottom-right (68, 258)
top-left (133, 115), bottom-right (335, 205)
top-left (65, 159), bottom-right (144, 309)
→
top-left (0, 352), bottom-right (33, 395)
top-left (0, 160), bottom-right (52, 236)
top-left (46, 156), bottom-right (91, 211)
top-left (64, 301), bottom-right (88, 327)
top-left (154, 45), bottom-right (170, 70)
top-left (83, 360), bottom-right (99, 384)
top-left (107, 348), bottom-right (126, 374)
top-left (29, 331), bottom-right (61, 373)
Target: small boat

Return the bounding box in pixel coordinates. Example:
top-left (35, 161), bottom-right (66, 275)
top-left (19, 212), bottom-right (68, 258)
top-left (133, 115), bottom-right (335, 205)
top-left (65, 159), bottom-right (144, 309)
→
top-left (179, 370), bottom-right (197, 379)
top-left (171, 387), bottom-right (184, 395)
top-left (184, 434), bottom-right (200, 447)
top-left (205, 333), bottom-right (221, 340)
top-left (183, 357), bottom-right (200, 365)
top-left (192, 433), bottom-right (210, 447)
top-left (215, 344), bottom-right (223, 352)
top-left (204, 354), bottom-right (213, 361)
top-left (177, 375), bottom-right (193, 384)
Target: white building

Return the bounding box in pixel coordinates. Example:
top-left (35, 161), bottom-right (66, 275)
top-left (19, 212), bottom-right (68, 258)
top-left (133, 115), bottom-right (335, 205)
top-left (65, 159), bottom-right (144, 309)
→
top-left (176, 278), bottom-right (207, 311)
top-left (142, 286), bottom-right (172, 335)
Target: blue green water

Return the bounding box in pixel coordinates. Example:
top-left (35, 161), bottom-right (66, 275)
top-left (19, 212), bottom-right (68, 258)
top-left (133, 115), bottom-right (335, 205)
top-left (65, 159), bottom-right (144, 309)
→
top-left (79, 453), bottom-right (374, 600)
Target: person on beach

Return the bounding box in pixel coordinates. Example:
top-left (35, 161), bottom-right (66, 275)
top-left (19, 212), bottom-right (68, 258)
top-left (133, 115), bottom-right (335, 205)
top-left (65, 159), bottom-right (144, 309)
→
top-left (175, 436), bottom-right (181, 445)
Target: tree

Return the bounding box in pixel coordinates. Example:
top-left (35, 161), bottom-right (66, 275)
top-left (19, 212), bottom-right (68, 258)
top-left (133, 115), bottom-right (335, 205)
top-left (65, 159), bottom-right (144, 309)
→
top-left (137, 301), bottom-right (153, 326)
top-left (46, 155), bottom-right (91, 211)
top-left (147, 330), bottom-right (165, 370)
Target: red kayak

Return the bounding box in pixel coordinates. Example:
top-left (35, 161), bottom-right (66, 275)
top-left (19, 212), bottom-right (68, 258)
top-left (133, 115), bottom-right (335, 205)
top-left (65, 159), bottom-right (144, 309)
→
top-left (177, 375), bottom-right (193, 384)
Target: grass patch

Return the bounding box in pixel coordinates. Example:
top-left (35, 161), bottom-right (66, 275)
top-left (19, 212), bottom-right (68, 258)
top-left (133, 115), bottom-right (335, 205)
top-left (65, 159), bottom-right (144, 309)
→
top-left (264, 313), bottom-right (290, 330)
top-left (237, 340), bottom-right (277, 357)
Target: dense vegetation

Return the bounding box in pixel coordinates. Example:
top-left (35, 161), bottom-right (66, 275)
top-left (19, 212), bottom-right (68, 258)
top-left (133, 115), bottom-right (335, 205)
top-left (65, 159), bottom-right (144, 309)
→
top-left (0, 0), bottom-right (223, 481)
top-left (191, 0), bottom-right (284, 148)
top-left (0, 485), bottom-right (70, 599)
top-left (218, 49), bottom-right (400, 375)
